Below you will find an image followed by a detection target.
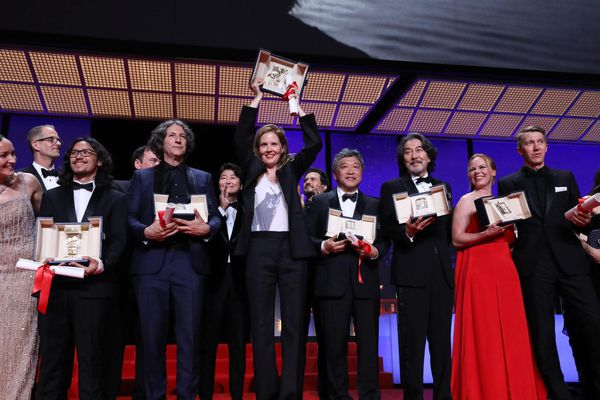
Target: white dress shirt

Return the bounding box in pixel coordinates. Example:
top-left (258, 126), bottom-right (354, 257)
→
top-left (33, 161), bottom-right (60, 190)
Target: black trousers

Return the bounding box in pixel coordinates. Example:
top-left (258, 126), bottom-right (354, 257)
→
top-left (37, 286), bottom-right (112, 400)
top-left (199, 261), bottom-right (250, 400)
top-left (395, 262), bottom-right (453, 400)
top-left (246, 232), bottom-right (307, 400)
top-left (520, 247), bottom-right (600, 400)
top-left (318, 285), bottom-right (381, 400)
top-left (132, 248), bottom-right (206, 400)
top-left (304, 264), bottom-right (328, 400)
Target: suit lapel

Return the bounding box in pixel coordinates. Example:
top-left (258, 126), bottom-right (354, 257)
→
top-left (352, 191), bottom-right (366, 220)
top-left (545, 168), bottom-right (557, 217)
top-left (186, 166), bottom-right (197, 194)
top-left (153, 163), bottom-right (165, 194)
top-left (29, 166), bottom-right (47, 192)
top-left (328, 190), bottom-right (342, 211)
top-left (62, 187), bottom-right (78, 223)
top-left (402, 176), bottom-right (419, 195)
top-left (82, 187), bottom-right (103, 222)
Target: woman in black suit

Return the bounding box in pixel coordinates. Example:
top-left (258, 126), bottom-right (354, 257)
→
top-left (233, 78), bottom-right (322, 400)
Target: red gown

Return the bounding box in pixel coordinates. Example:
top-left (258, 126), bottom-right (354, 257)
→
top-left (451, 216), bottom-right (547, 400)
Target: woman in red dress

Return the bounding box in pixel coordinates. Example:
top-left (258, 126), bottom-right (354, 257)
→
top-left (451, 153), bottom-right (546, 399)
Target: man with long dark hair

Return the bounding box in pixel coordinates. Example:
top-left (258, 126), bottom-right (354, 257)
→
top-left (379, 133), bottom-right (453, 400)
top-left (37, 137), bottom-right (128, 399)
top-left (128, 119), bottom-right (220, 400)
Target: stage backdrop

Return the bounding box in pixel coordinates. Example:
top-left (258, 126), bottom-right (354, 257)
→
top-left (2, 0), bottom-right (600, 74)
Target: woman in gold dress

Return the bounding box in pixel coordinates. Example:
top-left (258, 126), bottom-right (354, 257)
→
top-left (0, 134), bottom-right (43, 398)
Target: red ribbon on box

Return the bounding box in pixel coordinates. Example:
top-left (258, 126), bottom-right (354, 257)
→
top-left (577, 198), bottom-right (585, 211)
top-left (282, 81), bottom-right (298, 102)
top-left (356, 240), bottom-right (371, 285)
top-left (158, 210), bottom-right (166, 229)
top-left (32, 264), bottom-right (55, 314)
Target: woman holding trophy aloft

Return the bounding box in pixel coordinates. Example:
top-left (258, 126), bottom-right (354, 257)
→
top-left (233, 76), bottom-right (322, 399)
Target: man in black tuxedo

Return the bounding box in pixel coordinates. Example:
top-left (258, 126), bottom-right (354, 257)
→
top-left (379, 133), bottom-right (453, 400)
top-left (19, 124), bottom-right (62, 192)
top-left (199, 163), bottom-right (250, 400)
top-left (498, 125), bottom-right (600, 400)
top-left (306, 148), bottom-right (387, 399)
top-left (37, 137), bottom-right (128, 399)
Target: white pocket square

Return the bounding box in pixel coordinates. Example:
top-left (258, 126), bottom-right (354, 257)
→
top-left (555, 186), bottom-right (567, 192)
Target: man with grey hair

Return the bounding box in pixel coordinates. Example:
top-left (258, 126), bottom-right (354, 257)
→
top-left (306, 148), bottom-right (387, 399)
top-left (20, 124), bottom-right (62, 191)
top-left (379, 133), bottom-right (453, 400)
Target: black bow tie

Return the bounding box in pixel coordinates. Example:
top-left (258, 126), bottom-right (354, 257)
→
top-left (72, 181), bottom-right (94, 192)
top-left (415, 176), bottom-right (432, 184)
top-left (41, 168), bottom-right (58, 178)
top-left (342, 192), bottom-right (358, 203)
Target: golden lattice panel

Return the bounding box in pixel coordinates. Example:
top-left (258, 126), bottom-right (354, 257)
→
top-left (257, 100), bottom-right (295, 126)
top-left (334, 104), bottom-right (371, 128)
top-left (30, 52), bottom-right (81, 86)
top-left (479, 114), bottom-right (524, 137)
top-left (581, 121), bottom-right (600, 142)
top-left (419, 81), bottom-right (466, 109)
top-left (408, 110), bottom-right (451, 134)
top-left (41, 86), bottom-right (88, 115)
top-left (176, 94), bottom-right (215, 122)
top-left (341, 75), bottom-right (387, 104)
top-left (516, 116), bottom-right (559, 134)
top-left (132, 92), bottom-right (173, 119)
top-left (530, 89), bottom-right (579, 115)
top-left (298, 102), bottom-right (337, 128)
top-left (397, 80), bottom-right (427, 107)
top-left (0, 83), bottom-right (43, 111)
top-left (457, 83), bottom-right (504, 112)
top-left (87, 89), bottom-right (131, 117)
top-left (301, 72), bottom-right (345, 102)
top-left (175, 63), bottom-right (216, 94)
top-left (567, 91), bottom-right (600, 118)
top-left (375, 108), bottom-right (414, 132)
top-left (217, 97), bottom-right (248, 124)
top-left (443, 112), bottom-right (487, 136)
top-left (128, 59), bottom-right (172, 92)
top-left (494, 86), bottom-right (543, 113)
top-left (548, 118), bottom-right (594, 141)
top-left (0, 49), bottom-right (33, 82)
top-left (80, 56), bottom-right (127, 89)
top-left (218, 66), bottom-right (253, 97)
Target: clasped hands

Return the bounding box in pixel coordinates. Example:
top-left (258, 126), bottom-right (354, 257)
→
top-left (322, 233), bottom-right (378, 259)
top-left (145, 209), bottom-right (210, 241)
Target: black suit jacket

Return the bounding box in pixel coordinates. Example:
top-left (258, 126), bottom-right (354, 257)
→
top-left (233, 106), bottom-right (322, 259)
top-left (379, 175), bottom-right (454, 288)
top-left (305, 190), bottom-right (387, 298)
top-left (208, 204), bottom-right (246, 293)
top-left (39, 184), bottom-right (128, 297)
top-left (19, 164), bottom-right (49, 192)
top-left (498, 167), bottom-right (589, 277)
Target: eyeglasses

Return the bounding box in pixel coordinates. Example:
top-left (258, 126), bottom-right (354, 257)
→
top-left (35, 136), bottom-right (62, 144)
top-left (68, 149), bottom-right (97, 158)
